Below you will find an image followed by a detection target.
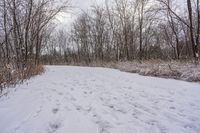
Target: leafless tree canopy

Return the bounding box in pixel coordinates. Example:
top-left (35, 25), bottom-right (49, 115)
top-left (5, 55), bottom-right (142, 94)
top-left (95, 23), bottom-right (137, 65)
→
top-left (0, 0), bottom-right (200, 69)
top-left (42, 0), bottom-right (199, 65)
top-left (0, 0), bottom-right (70, 88)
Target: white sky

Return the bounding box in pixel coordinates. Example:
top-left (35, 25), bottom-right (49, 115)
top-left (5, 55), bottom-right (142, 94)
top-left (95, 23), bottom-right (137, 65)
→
top-left (56, 0), bottom-right (185, 29)
top-left (56, 0), bottom-right (105, 28)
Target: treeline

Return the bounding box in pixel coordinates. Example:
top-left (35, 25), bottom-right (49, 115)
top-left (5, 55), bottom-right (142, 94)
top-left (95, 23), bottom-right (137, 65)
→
top-left (44, 0), bottom-right (199, 64)
top-left (0, 0), bottom-right (69, 89)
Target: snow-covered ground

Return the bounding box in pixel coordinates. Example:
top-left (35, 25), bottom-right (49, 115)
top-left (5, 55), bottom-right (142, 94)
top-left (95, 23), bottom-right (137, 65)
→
top-left (0, 66), bottom-right (200, 133)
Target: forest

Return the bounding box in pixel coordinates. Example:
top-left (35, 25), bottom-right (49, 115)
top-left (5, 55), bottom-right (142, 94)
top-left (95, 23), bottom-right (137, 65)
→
top-left (1, 1), bottom-right (200, 132)
top-left (0, 0), bottom-right (200, 88)
top-left (0, 0), bottom-right (69, 88)
top-left (42, 0), bottom-right (200, 64)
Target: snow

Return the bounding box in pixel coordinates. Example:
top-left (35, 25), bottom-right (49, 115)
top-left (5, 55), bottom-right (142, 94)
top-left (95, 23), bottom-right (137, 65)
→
top-left (0, 66), bottom-right (200, 133)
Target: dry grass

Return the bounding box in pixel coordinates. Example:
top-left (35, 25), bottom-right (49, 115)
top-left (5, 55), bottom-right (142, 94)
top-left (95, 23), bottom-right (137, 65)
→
top-left (1, 60), bottom-right (199, 94)
top-left (0, 64), bottom-right (44, 93)
top-left (114, 60), bottom-right (200, 82)
top-left (72, 60), bottom-right (200, 82)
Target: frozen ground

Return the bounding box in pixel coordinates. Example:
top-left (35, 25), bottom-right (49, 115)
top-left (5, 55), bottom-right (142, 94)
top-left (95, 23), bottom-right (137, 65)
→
top-left (0, 66), bottom-right (200, 133)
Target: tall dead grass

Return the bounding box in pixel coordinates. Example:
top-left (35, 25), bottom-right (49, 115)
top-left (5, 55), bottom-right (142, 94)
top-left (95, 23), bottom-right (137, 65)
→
top-left (0, 64), bottom-right (44, 93)
top-left (114, 60), bottom-right (200, 82)
top-left (69, 60), bottom-right (200, 82)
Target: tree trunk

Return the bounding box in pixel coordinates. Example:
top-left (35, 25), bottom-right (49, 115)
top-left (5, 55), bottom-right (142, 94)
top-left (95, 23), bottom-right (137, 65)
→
top-left (187, 0), bottom-right (199, 60)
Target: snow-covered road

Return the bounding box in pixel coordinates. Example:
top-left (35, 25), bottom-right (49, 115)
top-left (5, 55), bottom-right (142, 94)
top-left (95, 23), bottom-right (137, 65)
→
top-left (0, 66), bottom-right (200, 133)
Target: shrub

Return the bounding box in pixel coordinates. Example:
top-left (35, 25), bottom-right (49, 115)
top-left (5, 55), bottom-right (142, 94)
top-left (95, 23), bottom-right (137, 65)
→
top-left (0, 64), bottom-right (44, 94)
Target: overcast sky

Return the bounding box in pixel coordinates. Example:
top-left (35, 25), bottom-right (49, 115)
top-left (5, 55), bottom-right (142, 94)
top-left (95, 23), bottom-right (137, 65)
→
top-left (56, 0), bottom-right (104, 28)
top-left (74, 0), bottom-right (99, 10)
top-left (56, 0), bottom-right (184, 28)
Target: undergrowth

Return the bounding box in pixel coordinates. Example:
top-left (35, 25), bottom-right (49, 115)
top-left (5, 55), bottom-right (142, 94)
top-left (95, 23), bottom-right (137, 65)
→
top-left (0, 64), bottom-right (44, 94)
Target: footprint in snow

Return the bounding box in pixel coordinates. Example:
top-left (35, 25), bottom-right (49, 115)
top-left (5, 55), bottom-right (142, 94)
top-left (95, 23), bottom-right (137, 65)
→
top-left (56, 103), bottom-right (61, 106)
top-left (96, 121), bottom-right (111, 133)
top-left (184, 124), bottom-right (197, 130)
top-left (76, 106), bottom-right (81, 111)
top-left (168, 99), bottom-right (174, 103)
top-left (146, 119), bottom-right (158, 126)
top-left (52, 108), bottom-right (59, 114)
top-left (58, 92), bottom-right (63, 96)
top-left (169, 106), bottom-right (176, 110)
top-left (146, 120), bottom-right (167, 133)
top-left (47, 121), bottom-right (62, 133)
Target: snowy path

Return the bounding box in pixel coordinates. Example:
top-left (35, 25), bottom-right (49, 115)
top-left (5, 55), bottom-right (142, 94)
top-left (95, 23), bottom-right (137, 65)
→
top-left (0, 66), bottom-right (200, 133)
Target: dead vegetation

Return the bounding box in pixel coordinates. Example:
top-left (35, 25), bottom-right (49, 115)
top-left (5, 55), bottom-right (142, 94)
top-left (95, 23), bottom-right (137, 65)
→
top-left (114, 61), bottom-right (200, 82)
top-left (0, 64), bottom-right (44, 94)
top-left (71, 60), bottom-right (200, 82)
top-left (0, 0), bottom-right (70, 94)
